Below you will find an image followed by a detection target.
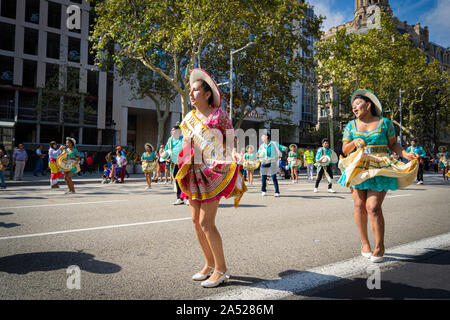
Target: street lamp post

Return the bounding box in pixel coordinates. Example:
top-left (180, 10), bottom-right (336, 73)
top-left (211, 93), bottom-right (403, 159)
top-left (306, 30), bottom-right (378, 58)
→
top-left (229, 42), bottom-right (255, 124)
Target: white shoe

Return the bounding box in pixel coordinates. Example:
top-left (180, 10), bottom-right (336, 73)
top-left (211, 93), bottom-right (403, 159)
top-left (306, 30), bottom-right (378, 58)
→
top-left (145, 186), bottom-right (152, 190)
top-left (186, 199), bottom-right (189, 206)
top-left (164, 181), bottom-right (167, 185)
top-left (261, 192), bottom-right (266, 196)
top-left (417, 181), bottom-right (423, 185)
top-left (274, 193), bottom-right (280, 197)
top-left (361, 251), bottom-right (372, 258)
top-left (328, 188), bottom-right (336, 193)
top-left (173, 199), bottom-right (184, 205)
top-left (201, 270), bottom-right (230, 288)
top-left (370, 255), bottom-right (384, 263)
top-left (192, 266), bottom-right (214, 281)
top-left (313, 188), bottom-right (318, 193)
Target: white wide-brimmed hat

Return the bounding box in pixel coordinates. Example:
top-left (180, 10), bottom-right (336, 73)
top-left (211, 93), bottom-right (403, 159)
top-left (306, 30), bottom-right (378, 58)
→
top-left (351, 89), bottom-right (382, 115)
top-left (66, 137), bottom-right (76, 146)
top-left (189, 68), bottom-right (221, 108)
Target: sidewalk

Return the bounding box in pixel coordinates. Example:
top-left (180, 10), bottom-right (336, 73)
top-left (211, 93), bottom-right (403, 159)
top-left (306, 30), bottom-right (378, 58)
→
top-left (1, 170), bottom-right (147, 187)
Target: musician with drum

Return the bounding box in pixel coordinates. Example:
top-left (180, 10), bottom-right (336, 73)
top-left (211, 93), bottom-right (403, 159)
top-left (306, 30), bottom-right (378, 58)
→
top-left (57, 137), bottom-right (80, 194)
top-left (141, 142), bottom-right (158, 190)
top-left (257, 132), bottom-right (288, 197)
top-left (314, 138), bottom-right (338, 193)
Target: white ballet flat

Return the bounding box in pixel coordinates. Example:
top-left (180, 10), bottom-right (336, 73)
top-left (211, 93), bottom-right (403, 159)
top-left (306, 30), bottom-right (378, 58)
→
top-left (361, 251), bottom-right (372, 258)
top-left (192, 266), bottom-right (214, 281)
top-left (201, 270), bottom-right (230, 288)
top-left (370, 255), bottom-right (384, 263)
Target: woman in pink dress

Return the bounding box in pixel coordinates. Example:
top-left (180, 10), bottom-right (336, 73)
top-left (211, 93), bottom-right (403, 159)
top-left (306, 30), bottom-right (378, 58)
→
top-left (176, 69), bottom-right (247, 288)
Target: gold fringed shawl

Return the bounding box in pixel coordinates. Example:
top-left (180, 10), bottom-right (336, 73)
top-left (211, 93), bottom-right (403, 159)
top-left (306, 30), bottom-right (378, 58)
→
top-left (338, 148), bottom-right (419, 189)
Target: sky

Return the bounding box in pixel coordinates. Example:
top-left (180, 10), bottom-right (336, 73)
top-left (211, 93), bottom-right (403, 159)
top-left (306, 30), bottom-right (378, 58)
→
top-left (307, 0), bottom-right (450, 48)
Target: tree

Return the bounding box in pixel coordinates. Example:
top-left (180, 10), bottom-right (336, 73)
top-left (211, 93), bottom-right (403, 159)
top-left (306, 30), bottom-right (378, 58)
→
top-left (90, 0), bottom-right (249, 117)
top-left (116, 58), bottom-right (177, 148)
top-left (39, 65), bottom-right (94, 144)
top-left (201, 1), bottom-right (322, 130)
top-left (314, 12), bottom-right (448, 149)
top-left (90, 0), bottom-right (322, 132)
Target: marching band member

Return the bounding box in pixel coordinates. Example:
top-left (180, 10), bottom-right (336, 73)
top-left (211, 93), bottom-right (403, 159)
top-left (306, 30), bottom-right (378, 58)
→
top-left (257, 132), bottom-right (288, 197)
top-left (314, 138), bottom-right (337, 193)
top-left (164, 125), bottom-right (184, 205)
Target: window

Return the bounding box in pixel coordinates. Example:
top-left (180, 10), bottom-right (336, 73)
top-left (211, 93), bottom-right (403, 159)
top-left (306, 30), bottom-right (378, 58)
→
top-left (68, 37), bottom-right (80, 62)
top-left (25, 0), bottom-right (40, 24)
top-left (1, 0), bottom-right (16, 19)
top-left (0, 55), bottom-right (14, 85)
top-left (45, 63), bottom-right (59, 86)
top-left (46, 32), bottom-right (60, 59)
top-left (67, 66), bottom-right (80, 91)
top-left (47, 1), bottom-right (61, 29)
top-left (87, 70), bottom-right (98, 96)
top-left (24, 27), bottom-right (39, 55)
top-left (18, 91), bottom-right (38, 120)
top-left (0, 23), bottom-right (15, 51)
top-left (22, 60), bottom-right (37, 88)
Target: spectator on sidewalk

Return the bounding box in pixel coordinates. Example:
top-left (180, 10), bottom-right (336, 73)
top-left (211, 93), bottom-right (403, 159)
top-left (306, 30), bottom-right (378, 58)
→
top-left (33, 145), bottom-right (46, 176)
top-left (115, 149), bottom-right (127, 183)
top-left (13, 144), bottom-right (28, 181)
top-left (0, 149), bottom-right (9, 188)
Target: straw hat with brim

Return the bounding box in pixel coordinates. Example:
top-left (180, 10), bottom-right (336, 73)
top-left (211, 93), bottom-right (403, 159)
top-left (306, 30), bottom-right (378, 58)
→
top-left (144, 143), bottom-right (154, 151)
top-left (189, 68), bottom-right (221, 108)
top-left (289, 144), bottom-right (298, 150)
top-left (50, 141), bottom-right (57, 146)
top-left (351, 89), bottom-right (382, 116)
top-left (66, 137), bottom-right (76, 146)
top-left (438, 146), bottom-right (447, 151)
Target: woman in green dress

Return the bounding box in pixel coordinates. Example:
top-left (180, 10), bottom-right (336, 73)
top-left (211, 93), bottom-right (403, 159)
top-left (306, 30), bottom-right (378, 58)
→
top-left (437, 146), bottom-right (449, 181)
top-left (141, 143), bottom-right (158, 190)
top-left (338, 90), bottom-right (419, 263)
top-left (288, 144), bottom-right (300, 184)
top-left (60, 137), bottom-right (80, 194)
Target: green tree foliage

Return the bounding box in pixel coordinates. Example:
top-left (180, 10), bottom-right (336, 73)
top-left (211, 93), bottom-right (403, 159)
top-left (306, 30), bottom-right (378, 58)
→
top-left (90, 0), bottom-right (322, 130)
top-left (314, 12), bottom-right (448, 150)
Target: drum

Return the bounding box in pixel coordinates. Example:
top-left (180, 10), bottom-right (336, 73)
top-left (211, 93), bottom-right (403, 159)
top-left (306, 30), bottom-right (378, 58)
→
top-left (142, 160), bottom-right (157, 173)
top-left (160, 150), bottom-right (171, 161)
top-left (318, 155), bottom-right (331, 166)
top-left (56, 151), bottom-right (79, 172)
top-left (258, 149), bottom-right (277, 165)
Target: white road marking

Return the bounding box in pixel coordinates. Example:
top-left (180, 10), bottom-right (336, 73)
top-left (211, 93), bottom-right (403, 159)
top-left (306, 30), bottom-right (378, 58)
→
top-left (0, 199), bottom-right (129, 210)
top-left (386, 194), bottom-right (412, 199)
top-left (202, 232), bottom-right (450, 300)
top-left (0, 217), bottom-right (191, 241)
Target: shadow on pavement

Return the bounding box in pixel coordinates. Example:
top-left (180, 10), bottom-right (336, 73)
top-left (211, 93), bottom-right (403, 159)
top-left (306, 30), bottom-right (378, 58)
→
top-left (0, 251), bottom-right (122, 275)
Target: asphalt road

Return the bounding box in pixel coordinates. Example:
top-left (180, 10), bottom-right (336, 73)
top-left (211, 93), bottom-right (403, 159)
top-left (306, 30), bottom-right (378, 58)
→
top-left (0, 173), bottom-right (449, 300)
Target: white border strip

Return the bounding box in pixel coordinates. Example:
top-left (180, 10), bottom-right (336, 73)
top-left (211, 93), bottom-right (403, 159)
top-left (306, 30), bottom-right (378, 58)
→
top-left (0, 199), bottom-right (129, 210)
top-left (202, 232), bottom-right (450, 300)
top-left (0, 217), bottom-right (191, 241)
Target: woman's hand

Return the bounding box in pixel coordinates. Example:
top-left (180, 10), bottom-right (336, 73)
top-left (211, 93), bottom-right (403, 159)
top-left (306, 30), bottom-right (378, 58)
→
top-left (402, 151), bottom-right (419, 161)
top-left (354, 138), bottom-right (366, 149)
top-left (232, 149), bottom-right (241, 163)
